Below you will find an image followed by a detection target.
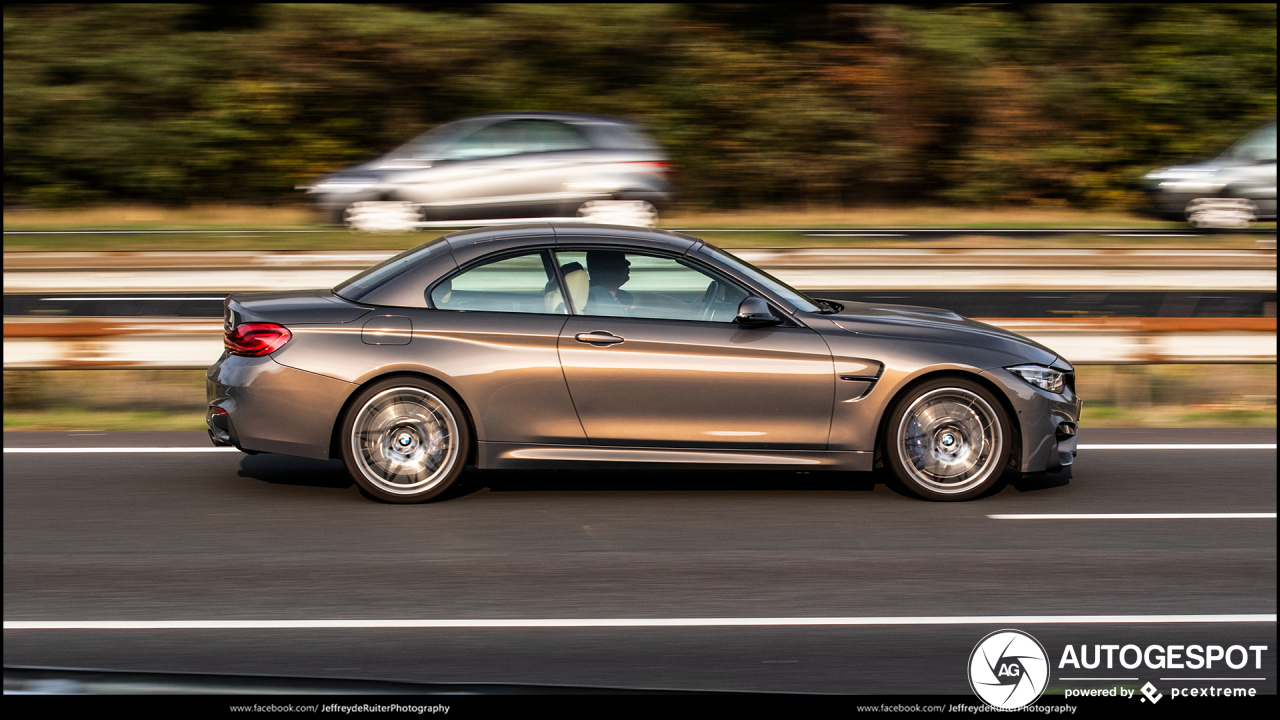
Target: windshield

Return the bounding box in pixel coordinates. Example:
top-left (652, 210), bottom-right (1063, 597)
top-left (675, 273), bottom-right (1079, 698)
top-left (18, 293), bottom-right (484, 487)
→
top-left (1220, 122), bottom-right (1277, 163)
top-left (696, 243), bottom-right (822, 313)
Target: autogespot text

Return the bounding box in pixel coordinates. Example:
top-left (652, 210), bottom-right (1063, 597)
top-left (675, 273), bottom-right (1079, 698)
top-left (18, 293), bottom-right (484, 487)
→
top-left (1057, 643), bottom-right (1267, 671)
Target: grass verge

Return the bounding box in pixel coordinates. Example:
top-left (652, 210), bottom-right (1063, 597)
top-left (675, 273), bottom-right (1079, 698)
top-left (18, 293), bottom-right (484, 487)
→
top-left (3, 204), bottom-right (317, 230)
top-left (3, 229), bottom-right (1271, 253)
top-left (3, 410), bottom-right (209, 432)
top-left (1081, 404), bottom-right (1275, 428)
top-left (5, 204), bottom-right (1272, 252)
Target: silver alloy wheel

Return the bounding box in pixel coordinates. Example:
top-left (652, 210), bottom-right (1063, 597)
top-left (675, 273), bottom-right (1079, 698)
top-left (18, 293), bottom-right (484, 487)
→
top-left (896, 387), bottom-right (1003, 495)
top-left (349, 386), bottom-right (460, 496)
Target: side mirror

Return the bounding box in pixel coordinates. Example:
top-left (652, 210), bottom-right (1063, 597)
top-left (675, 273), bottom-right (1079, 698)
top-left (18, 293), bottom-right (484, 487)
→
top-left (734, 297), bottom-right (783, 328)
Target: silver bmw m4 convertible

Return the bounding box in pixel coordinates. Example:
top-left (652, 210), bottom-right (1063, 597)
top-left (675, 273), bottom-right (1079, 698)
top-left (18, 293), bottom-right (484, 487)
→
top-left (208, 224), bottom-right (1081, 502)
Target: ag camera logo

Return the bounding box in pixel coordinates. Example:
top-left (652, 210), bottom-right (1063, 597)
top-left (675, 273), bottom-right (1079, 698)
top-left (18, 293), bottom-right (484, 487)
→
top-left (969, 629), bottom-right (1050, 709)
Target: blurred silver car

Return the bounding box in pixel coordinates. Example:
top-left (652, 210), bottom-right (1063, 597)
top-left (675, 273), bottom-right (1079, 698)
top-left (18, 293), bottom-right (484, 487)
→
top-left (1142, 120), bottom-right (1276, 228)
top-left (305, 113), bottom-right (674, 227)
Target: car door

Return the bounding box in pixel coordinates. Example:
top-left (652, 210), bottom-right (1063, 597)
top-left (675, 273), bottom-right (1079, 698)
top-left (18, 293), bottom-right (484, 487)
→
top-left (413, 248), bottom-right (585, 444)
top-left (553, 248), bottom-right (835, 450)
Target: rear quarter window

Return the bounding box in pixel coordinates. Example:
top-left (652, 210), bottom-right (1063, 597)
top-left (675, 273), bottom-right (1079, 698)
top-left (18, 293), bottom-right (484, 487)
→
top-left (335, 240), bottom-right (450, 302)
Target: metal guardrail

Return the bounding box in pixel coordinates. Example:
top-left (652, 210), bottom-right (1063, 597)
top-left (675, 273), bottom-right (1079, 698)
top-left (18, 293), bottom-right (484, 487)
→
top-left (3, 248), bottom-right (1275, 368)
top-left (4, 248), bottom-right (1277, 293)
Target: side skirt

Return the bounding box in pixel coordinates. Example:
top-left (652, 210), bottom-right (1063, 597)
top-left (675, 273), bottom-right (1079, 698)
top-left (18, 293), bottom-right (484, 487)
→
top-left (478, 442), bottom-right (873, 472)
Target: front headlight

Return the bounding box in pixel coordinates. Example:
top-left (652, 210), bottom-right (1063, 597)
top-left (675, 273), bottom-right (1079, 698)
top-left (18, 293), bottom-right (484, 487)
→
top-left (1144, 167), bottom-right (1219, 181)
top-left (312, 182), bottom-right (374, 195)
top-left (1006, 364), bottom-right (1066, 393)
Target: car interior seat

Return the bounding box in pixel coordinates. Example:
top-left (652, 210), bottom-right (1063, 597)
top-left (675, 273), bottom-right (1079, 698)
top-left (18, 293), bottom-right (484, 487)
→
top-left (544, 262), bottom-right (590, 313)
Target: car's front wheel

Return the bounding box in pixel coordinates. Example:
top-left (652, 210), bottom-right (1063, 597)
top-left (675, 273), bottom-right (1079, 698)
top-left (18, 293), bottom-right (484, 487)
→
top-left (1185, 197), bottom-right (1257, 229)
top-left (340, 378), bottom-right (470, 503)
top-left (884, 378), bottom-right (1011, 501)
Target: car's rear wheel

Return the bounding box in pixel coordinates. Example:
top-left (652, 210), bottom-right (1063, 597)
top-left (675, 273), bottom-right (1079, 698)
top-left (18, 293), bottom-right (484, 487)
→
top-left (341, 378), bottom-right (470, 503)
top-left (575, 199), bottom-right (658, 227)
top-left (884, 378), bottom-right (1011, 501)
top-left (343, 200), bottom-right (419, 233)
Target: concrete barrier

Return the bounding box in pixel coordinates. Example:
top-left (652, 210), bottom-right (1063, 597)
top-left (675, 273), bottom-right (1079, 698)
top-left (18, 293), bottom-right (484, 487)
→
top-left (4, 248), bottom-right (1274, 367)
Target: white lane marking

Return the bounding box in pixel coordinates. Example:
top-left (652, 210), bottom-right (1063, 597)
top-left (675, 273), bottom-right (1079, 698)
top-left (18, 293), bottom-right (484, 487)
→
top-left (3, 447), bottom-right (241, 454)
top-left (4, 614), bottom-right (1275, 630)
top-left (1107, 233), bottom-right (1198, 237)
top-left (804, 233), bottom-right (907, 237)
top-left (990, 513), bottom-right (1276, 520)
top-left (1167, 671), bottom-right (1264, 676)
top-left (1077, 444), bottom-right (1276, 450)
top-left (41, 296), bottom-right (226, 301)
top-left (4, 443), bottom-right (1274, 455)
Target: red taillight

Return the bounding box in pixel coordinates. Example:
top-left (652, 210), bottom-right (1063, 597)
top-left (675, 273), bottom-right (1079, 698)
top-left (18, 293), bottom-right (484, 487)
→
top-left (624, 161), bottom-right (671, 171)
top-left (224, 323), bottom-right (292, 357)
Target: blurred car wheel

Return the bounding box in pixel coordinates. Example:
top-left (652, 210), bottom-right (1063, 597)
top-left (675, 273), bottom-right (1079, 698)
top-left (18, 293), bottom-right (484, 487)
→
top-left (884, 378), bottom-right (1011, 501)
top-left (344, 201), bottom-right (420, 233)
top-left (1185, 197), bottom-right (1258, 229)
top-left (340, 378), bottom-right (471, 503)
top-left (575, 199), bottom-right (658, 227)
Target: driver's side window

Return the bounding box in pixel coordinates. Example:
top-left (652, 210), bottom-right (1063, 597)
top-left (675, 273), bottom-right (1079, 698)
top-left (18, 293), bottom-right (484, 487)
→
top-left (439, 119), bottom-right (591, 161)
top-left (552, 249), bottom-right (749, 322)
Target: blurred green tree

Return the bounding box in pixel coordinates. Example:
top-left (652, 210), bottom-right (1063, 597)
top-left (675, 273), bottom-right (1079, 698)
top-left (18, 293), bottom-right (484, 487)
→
top-left (3, 3), bottom-right (1274, 210)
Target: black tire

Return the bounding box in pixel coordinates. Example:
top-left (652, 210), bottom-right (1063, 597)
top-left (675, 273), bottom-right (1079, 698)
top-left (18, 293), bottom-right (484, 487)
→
top-left (883, 377), bottom-right (1012, 501)
top-left (340, 377), bottom-right (471, 503)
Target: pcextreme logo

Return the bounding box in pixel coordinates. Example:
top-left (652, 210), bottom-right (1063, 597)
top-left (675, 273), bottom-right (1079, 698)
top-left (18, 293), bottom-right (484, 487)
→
top-left (969, 629), bottom-right (1050, 709)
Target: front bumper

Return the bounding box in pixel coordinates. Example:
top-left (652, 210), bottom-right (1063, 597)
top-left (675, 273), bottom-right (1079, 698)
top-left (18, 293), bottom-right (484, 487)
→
top-left (310, 189), bottom-right (385, 225)
top-left (980, 367), bottom-right (1083, 474)
top-left (1142, 187), bottom-right (1207, 219)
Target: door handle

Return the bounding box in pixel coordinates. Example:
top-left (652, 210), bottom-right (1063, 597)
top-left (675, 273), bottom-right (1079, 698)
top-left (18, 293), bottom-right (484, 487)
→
top-left (575, 331), bottom-right (624, 346)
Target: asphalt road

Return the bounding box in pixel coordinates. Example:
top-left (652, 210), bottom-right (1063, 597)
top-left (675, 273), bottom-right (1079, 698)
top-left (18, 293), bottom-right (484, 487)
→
top-left (4, 428), bottom-right (1275, 694)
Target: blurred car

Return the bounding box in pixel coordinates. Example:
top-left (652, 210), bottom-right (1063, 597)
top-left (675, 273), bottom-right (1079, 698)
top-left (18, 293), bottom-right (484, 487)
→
top-left (207, 223), bottom-right (1081, 504)
top-left (1142, 120), bottom-right (1276, 228)
top-left (303, 113), bottom-right (674, 227)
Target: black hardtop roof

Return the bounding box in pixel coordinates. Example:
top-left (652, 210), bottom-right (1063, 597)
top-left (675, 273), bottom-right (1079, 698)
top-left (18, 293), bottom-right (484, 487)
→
top-left (439, 224), bottom-right (701, 267)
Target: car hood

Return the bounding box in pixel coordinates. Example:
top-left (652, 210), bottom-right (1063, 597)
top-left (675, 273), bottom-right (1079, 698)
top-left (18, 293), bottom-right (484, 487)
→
top-left (316, 154), bottom-right (432, 185)
top-left (823, 302), bottom-right (1059, 366)
top-left (1144, 156), bottom-right (1269, 180)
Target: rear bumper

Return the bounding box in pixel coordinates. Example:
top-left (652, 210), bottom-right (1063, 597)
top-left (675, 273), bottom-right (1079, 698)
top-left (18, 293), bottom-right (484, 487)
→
top-left (207, 352), bottom-right (357, 460)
